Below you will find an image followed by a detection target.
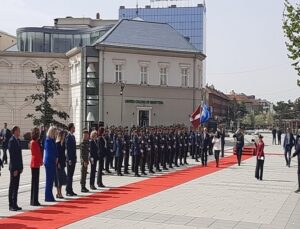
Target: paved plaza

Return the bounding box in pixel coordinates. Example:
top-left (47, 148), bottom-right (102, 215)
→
top-left (0, 134), bottom-right (299, 229)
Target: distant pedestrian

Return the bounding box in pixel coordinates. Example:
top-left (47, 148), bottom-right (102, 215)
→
top-left (283, 128), bottom-right (295, 167)
top-left (212, 130), bottom-right (221, 167)
top-left (277, 128), bottom-right (282, 145)
top-left (254, 135), bottom-right (265, 181)
top-left (233, 128), bottom-right (244, 166)
top-left (220, 126), bottom-right (226, 157)
top-left (272, 127), bottom-right (277, 145)
top-left (292, 129), bottom-right (300, 193)
top-left (44, 127), bottom-right (58, 202)
top-left (1, 122), bottom-right (12, 164)
top-left (55, 130), bottom-right (67, 199)
top-left (8, 126), bottom-right (23, 211)
top-left (30, 127), bottom-right (43, 206)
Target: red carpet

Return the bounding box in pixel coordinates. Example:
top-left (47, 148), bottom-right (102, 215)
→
top-left (0, 155), bottom-right (251, 229)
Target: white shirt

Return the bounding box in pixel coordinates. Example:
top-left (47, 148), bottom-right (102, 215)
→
top-left (212, 137), bottom-right (221, 151)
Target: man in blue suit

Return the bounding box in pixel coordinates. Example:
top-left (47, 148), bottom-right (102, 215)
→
top-left (8, 126), bottom-right (23, 211)
top-left (0, 123), bottom-right (12, 164)
top-left (283, 128), bottom-right (295, 167)
top-left (66, 123), bottom-right (77, 196)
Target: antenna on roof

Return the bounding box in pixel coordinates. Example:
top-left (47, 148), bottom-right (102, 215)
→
top-left (136, 0), bottom-right (139, 17)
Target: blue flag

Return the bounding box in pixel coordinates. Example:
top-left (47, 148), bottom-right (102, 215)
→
top-left (200, 104), bottom-right (211, 124)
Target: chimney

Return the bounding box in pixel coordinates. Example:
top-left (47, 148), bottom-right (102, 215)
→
top-left (96, 12), bottom-right (100, 19)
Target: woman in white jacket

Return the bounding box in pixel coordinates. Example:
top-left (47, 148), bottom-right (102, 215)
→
top-left (212, 131), bottom-right (222, 167)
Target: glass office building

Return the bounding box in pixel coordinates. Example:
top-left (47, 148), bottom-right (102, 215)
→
top-left (119, 5), bottom-right (205, 52)
top-left (16, 25), bottom-right (113, 53)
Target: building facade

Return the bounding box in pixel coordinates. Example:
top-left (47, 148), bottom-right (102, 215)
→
top-left (0, 31), bottom-right (16, 51)
top-left (205, 85), bottom-right (230, 124)
top-left (16, 16), bottom-right (117, 53)
top-left (0, 51), bottom-right (69, 134)
top-left (0, 19), bottom-right (206, 142)
top-left (119, 4), bottom-right (206, 52)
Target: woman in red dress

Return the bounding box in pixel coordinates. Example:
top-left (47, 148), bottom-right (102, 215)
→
top-left (255, 135), bottom-right (265, 181)
top-left (30, 127), bottom-right (43, 206)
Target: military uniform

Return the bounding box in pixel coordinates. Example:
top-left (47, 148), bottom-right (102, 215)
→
top-left (80, 140), bottom-right (90, 191)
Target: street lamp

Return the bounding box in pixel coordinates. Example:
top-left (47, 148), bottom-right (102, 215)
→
top-left (119, 81), bottom-right (126, 125)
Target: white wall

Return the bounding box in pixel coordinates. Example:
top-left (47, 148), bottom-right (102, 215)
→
top-left (0, 53), bottom-right (69, 136)
top-left (103, 51), bottom-right (204, 88)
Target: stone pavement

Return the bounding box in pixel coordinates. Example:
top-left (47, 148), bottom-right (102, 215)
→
top-left (0, 133), bottom-right (299, 229)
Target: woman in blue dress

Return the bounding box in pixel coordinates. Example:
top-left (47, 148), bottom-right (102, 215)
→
top-left (44, 126), bottom-right (58, 202)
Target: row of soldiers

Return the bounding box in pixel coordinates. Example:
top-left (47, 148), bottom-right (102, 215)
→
top-left (80, 125), bottom-right (226, 191)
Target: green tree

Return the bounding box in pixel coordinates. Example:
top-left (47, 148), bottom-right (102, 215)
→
top-left (283, 0), bottom-right (300, 86)
top-left (254, 114), bottom-right (266, 127)
top-left (241, 113), bottom-right (255, 128)
top-left (273, 100), bottom-right (295, 120)
top-left (25, 67), bottom-right (69, 129)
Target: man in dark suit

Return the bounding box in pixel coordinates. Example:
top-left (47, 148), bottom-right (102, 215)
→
top-left (283, 128), bottom-right (295, 167)
top-left (0, 123), bottom-right (12, 164)
top-left (220, 126), bottom-right (226, 157)
top-left (66, 123), bottom-right (77, 196)
top-left (201, 128), bottom-right (210, 167)
top-left (8, 126), bottom-right (23, 211)
top-left (233, 128), bottom-right (244, 166)
top-left (272, 127), bottom-right (277, 145)
top-left (292, 129), bottom-right (300, 193)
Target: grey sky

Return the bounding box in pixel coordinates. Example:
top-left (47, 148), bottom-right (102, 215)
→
top-left (1, 0), bottom-right (299, 103)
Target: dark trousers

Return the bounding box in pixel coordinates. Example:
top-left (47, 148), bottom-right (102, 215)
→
top-left (30, 168), bottom-right (40, 205)
top-left (9, 172), bottom-right (20, 208)
top-left (134, 154), bottom-right (141, 176)
top-left (168, 149), bottom-right (173, 167)
top-left (66, 162), bottom-right (76, 194)
top-left (45, 165), bottom-right (55, 201)
top-left (236, 146), bottom-right (243, 166)
top-left (141, 151), bottom-right (148, 173)
top-left (80, 162), bottom-right (88, 188)
top-left (278, 136), bottom-right (281, 145)
top-left (105, 153), bottom-right (112, 171)
top-left (214, 150), bottom-right (220, 167)
top-left (116, 154), bottom-right (123, 175)
top-left (201, 147), bottom-right (208, 166)
top-left (191, 144), bottom-right (195, 158)
top-left (195, 146), bottom-right (200, 161)
top-left (285, 147), bottom-right (292, 167)
top-left (179, 147), bottom-right (183, 164)
top-left (174, 147), bottom-right (179, 166)
top-left (131, 154), bottom-right (135, 172)
top-left (148, 149), bottom-right (154, 171)
top-left (154, 148), bottom-right (161, 170)
top-left (97, 157), bottom-right (104, 186)
top-left (124, 150), bottom-right (130, 173)
top-left (90, 159), bottom-right (97, 186)
top-left (297, 156), bottom-right (300, 188)
top-left (272, 135), bottom-right (276, 145)
top-left (183, 145), bottom-right (188, 164)
top-left (255, 159), bottom-right (264, 180)
top-left (2, 147), bottom-right (7, 163)
top-left (162, 148), bottom-right (168, 169)
top-left (221, 142), bottom-right (225, 157)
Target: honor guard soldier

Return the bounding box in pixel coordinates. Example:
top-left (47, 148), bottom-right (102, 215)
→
top-left (80, 130), bottom-right (90, 193)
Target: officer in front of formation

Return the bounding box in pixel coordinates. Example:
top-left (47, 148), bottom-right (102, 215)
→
top-left (233, 128), bottom-right (245, 166)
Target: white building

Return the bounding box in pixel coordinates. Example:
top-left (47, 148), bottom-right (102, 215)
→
top-left (0, 19), bottom-right (206, 141)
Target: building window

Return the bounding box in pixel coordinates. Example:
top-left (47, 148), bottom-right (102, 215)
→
top-left (181, 68), bottom-right (189, 87)
top-left (140, 66), bottom-right (148, 85)
top-left (115, 64), bottom-right (122, 82)
top-left (160, 67), bottom-right (167, 86)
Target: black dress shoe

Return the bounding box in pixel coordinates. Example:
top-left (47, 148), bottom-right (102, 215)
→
top-left (134, 174), bottom-right (141, 177)
top-left (106, 170), bottom-right (112, 174)
top-left (90, 185), bottom-right (97, 190)
top-left (295, 188), bottom-right (300, 193)
top-left (16, 206), bottom-right (22, 211)
top-left (118, 173), bottom-right (124, 176)
top-left (149, 170), bottom-right (155, 174)
top-left (142, 172), bottom-right (148, 176)
top-left (66, 193), bottom-right (74, 196)
top-left (124, 171), bottom-right (130, 175)
top-left (9, 207), bottom-right (18, 211)
top-left (98, 184), bottom-right (105, 188)
top-left (71, 192), bottom-right (77, 196)
top-left (31, 202), bottom-right (41, 206)
top-left (81, 187), bottom-right (89, 193)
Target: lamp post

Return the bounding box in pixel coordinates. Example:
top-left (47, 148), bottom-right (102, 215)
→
top-left (120, 81), bottom-right (126, 126)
